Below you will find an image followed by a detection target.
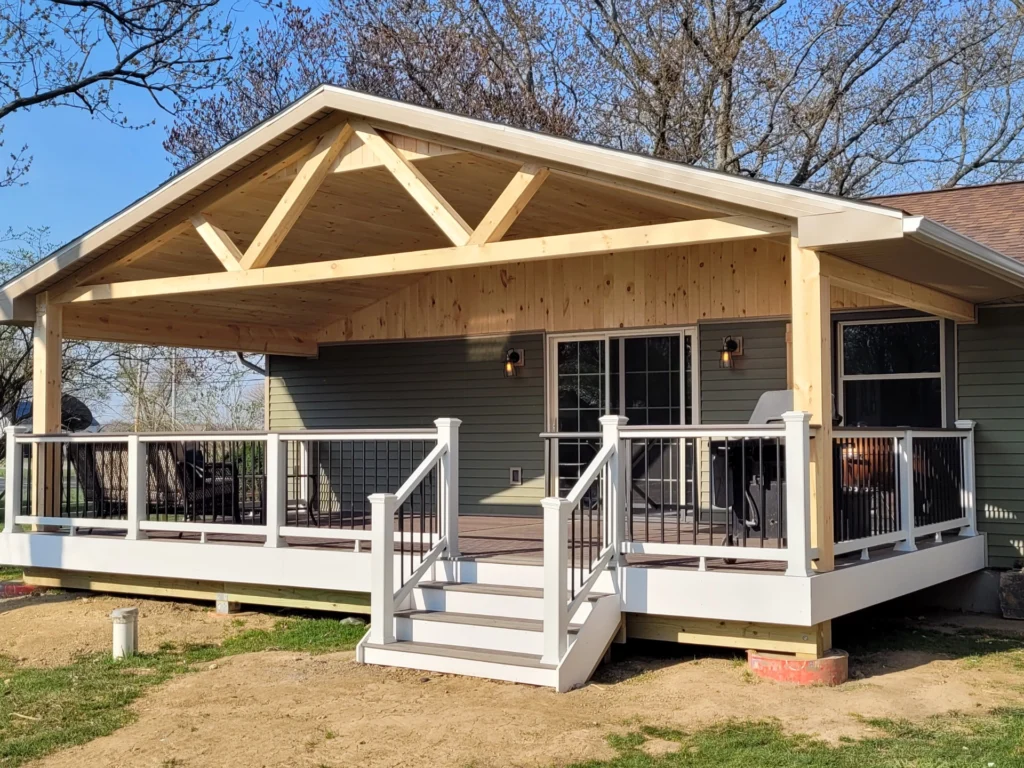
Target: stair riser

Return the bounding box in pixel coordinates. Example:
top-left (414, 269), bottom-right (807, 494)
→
top-left (361, 645), bottom-right (558, 688)
top-left (412, 589), bottom-right (596, 622)
top-left (395, 617), bottom-right (576, 656)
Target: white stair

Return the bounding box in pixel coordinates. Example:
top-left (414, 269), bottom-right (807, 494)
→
top-left (356, 565), bottom-right (622, 692)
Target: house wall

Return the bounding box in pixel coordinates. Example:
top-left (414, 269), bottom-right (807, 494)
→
top-left (699, 320), bottom-right (789, 424)
top-left (958, 306), bottom-right (1024, 569)
top-left (268, 334), bottom-right (546, 516)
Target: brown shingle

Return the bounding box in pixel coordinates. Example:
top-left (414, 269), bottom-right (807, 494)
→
top-left (869, 181), bottom-right (1024, 263)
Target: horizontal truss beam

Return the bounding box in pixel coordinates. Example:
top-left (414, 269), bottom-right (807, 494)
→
top-left (57, 216), bottom-right (789, 305)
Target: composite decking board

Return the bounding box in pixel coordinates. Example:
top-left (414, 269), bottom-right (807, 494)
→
top-left (362, 640), bottom-right (556, 669)
top-left (395, 609), bottom-right (583, 633)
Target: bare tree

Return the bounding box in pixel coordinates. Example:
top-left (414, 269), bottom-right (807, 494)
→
top-left (1, 0), bottom-right (234, 186)
top-left (166, 0), bottom-right (1024, 195)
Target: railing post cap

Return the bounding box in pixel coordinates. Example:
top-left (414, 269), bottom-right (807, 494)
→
top-left (540, 497), bottom-right (564, 512)
top-left (367, 492), bottom-right (396, 503)
top-left (6, 425), bottom-right (29, 435)
top-left (599, 415), bottom-right (629, 426)
top-left (954, 419), bottom-right (976, 430)
top-left (780, 411), bottom-right (812, 423)
top-left (434, 417), bottom-right (462, 428)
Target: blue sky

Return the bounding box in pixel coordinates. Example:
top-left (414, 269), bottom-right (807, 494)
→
top-left (0, 1), bottom-right (309, 252)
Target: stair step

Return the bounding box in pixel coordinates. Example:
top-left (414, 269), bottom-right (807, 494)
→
top-left (417, 581), bottom-right (609, 600)
top-left (395, 609), bottom-right (583, 634)
top-left (364, 640), bottom-right (557, 670)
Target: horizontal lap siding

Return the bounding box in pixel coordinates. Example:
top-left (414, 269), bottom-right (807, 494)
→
top-left (958, 307), bottom-right (1024, 568)
top-left (268, 335), bottom-right (545, 516)
top-left (699, 321), bottom-right (788, 424)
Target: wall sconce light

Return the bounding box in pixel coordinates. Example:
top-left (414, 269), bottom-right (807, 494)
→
top-left (719, 336), bottom-right (742, 369)
top-left (504, 348), bottom-right (524, 378)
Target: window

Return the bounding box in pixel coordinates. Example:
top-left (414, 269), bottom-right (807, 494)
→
top-left (837, 319), bottom-right (944, 428)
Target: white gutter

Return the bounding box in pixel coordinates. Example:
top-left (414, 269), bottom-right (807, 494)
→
top-left (903, 216), bottom-right (1024, 293)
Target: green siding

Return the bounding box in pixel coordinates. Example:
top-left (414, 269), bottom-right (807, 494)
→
top-left (268, 334), bottom-right (545, 516)
top-left (699, 321), bottom-right (788, 424)
top-left (958, 307), bottom-right (1024, 568)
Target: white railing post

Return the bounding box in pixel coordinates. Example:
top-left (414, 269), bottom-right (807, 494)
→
top-left (435, 418), bottom-right (461, 558)
top-left (895, 430), bottom-right (917, 552)
top-left (369, 492), bottom-right (397, 645)
top-left (125, 434), bottom-right (147, 541)
top-left (599, 415), bottom-right (627, 564)
top-left (782, 412), bottom-right (813, 577)
top-left (541, 497), bottom-right (569, 666)
top-left (3, 427), bottom-right (27, 535)
top-left (264, 433), bottom-right (287, 548)
top-left (955, 420), bottom-right (978, 537)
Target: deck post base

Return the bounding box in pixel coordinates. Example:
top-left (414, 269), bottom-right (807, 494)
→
top-left (215, 593), bottom-right (242, 614)
top-left (747, 648), bottom-right (848, 686)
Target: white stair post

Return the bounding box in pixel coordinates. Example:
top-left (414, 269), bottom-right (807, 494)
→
top-left (369, 492), bottom-right (397, 645)
top-left (125, 434), bottom-right (147, 541)
top-left (955, 420), bottom-right (978, 537)
top-left (3, 427), bottom-right (26, 535)
top-left (264, 433), bottom-right (287, 548)
top-left (541, 497), bottom-right (569, 666)
top-left (895, 430), bottom-right (917, 552)
top-left (435, 418), bottom-right (461, 558)
top-left (782, 412), bottom-right (813, 577)
top-left (599, 415), bottom-right (627, 564)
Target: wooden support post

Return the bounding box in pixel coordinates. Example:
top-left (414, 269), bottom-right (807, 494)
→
top-left (789, 238), bottom-right (834, 573)
top-left (32, 293), bottom-right (62, 520)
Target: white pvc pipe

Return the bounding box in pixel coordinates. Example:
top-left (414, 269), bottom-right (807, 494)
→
top-left (111, 607), bottom-right (139, 659)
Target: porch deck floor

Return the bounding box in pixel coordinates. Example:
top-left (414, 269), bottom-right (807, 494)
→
top-left (55, 513), bottom-right (955, 574)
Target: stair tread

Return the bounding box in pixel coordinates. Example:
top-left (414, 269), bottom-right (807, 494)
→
top-left (364, 640), bottom-right (557, 669)
top-left (395, 608), bottom-right (583, 634)
top-left (418, 581), bottom-right (611, 600)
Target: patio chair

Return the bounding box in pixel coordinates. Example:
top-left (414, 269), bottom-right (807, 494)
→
top-left (146, 443), bottom-right (243, 524)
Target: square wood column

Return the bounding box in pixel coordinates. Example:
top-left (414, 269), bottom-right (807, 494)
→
top-left (31, 292), bottom-right (62, 517)
top-left (789, 238), bottom-right (834, 572)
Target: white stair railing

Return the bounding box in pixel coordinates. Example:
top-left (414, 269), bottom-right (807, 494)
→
top-left (368, 418), bottom-right (461, 646)
top-left (541, 415), bottom-right (624, 666)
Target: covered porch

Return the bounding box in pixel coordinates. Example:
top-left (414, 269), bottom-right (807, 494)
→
top-left (1, 86), bottom-right (1017, 684)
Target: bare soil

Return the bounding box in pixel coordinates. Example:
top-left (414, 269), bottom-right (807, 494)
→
top-left (18, 601), bottom-right (1024, 768)
top-left (0, 592), bottom-right (276, 666)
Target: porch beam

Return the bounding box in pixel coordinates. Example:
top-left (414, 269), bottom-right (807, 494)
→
top-left (790, 238), bottom-right (835, 573)
top-left (352, 119), bottom-right (474, 246)
top-left (819, 252), bottom-right (976, 323)
top-left (190, 215), bottom-right (244, 272)
top-left (240, 121), bottom-right (355, 270)
top-left (57, 216), bottom-right (790, 305)
top-left (468, 163), bottom-right (550, 245)
top-left (32, 293), bottom-right (62, 519)
top-left (45, 113), bottom-right (351, 296)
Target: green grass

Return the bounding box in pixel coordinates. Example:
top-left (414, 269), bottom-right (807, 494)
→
top-left (0, 616), bottom-right (366, 767)
top-left (571, 710), bottom-right (1024, 767)
top-left (0, 567), bottom-right (22, 582)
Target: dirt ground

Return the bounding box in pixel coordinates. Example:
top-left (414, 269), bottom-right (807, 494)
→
top-left (10, 593), bottom-right (1023, 768)
top-left (0, 592), bottom-right (276, 666)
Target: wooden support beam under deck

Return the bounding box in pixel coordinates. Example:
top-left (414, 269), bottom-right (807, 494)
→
top-left (819, 252), bottom-right (976, 323)
top-left (57, 216), bottom-right (790, 305)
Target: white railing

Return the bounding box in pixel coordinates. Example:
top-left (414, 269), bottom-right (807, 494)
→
top-left (367, 418), bottom-right (460, 646)
top-left (3, 420), bottom-right (461, 561)
top-left (541, 415), bottom-right (623, 665)
top-left (832, 421), bottom-right (977, 559)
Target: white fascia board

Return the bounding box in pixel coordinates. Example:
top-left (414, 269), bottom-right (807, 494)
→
top-left (904, 216), bottom-right (1024, 293)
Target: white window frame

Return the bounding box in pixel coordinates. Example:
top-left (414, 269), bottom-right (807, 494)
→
top-left (836, 316), bottom-right (946, 428)
top-left (544, 327), bottom-right (700, 432)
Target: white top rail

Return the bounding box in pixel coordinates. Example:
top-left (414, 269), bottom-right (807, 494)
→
top-left (15, 433), bottom-right (132, 444)
top-left (393, 441), bottom-right (448, 507)
top-left (834, 427), bottom-right (972, 438)
top-left (564, 442), bottom-right (615, 507)
top-left (621, 424), bottom-right (787, 439)
top-left (14, 428), bottom-right (441, 444)
top-left (279, 430), bottom-right (440, 442)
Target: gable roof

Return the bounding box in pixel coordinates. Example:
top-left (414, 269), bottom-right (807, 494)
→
top-left (4, 84), bottom-right (1024, 320)
top-left (870, 182), bottom-right (1024, 264)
